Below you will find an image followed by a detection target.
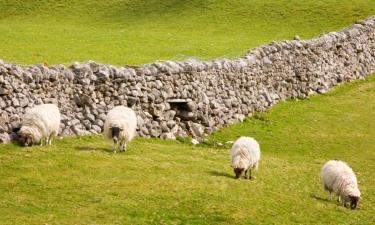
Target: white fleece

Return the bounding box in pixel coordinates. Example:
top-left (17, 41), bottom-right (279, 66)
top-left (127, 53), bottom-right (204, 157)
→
top-left (231, 137), bottom-right (261, 171)
top-left (321, 160), bottom-right (361, 201)
top-left (103, 106), bottom-right (137, 151)
top-left (19, 104), bottom-right (61, 145)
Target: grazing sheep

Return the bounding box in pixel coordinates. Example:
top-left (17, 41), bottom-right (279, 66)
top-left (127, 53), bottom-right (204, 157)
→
top-left (230, 137), bottom-right (261, 179)
top-left (321, 160), bottom-right (361, 209)
top-left (18, 104), bottom-right (61, 146)
top-left (103, 106), bottom-right (137, 153)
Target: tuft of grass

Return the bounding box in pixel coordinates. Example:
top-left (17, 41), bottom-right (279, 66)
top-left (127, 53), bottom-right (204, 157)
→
top-left (1, 74), bottom-right (374, 224)
top-left (0, 0), bottom-right (374, 65)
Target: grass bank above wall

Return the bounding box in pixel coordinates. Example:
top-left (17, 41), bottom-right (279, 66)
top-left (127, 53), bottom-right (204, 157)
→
top-left (0, 0), bottom-right (375, 65)
top-left (0, 74), bottom-right (374, 224)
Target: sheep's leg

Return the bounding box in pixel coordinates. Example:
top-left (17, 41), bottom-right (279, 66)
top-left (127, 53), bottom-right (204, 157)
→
top-left (328, 192), bottom-right (333, 201)
top-left (244, 169), bottom-right (251, 179)
top-left (47, 135), bottom-right (52, 145)
top-left (337, 195), bottom-right (341, 203)
top-left (119, 142), bottom-right (123, 152)
top-left (113, 141), bottom-right (117, 154)
top-left (123, 142), bottom-right (127, 152)
top-left (48, 132), bottom-right (56, 145)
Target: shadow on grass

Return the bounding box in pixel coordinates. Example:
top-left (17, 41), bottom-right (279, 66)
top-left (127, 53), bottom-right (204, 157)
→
top-left (310, 194), bottom-right (331, 203)
top-left (75, 146), bottom-right (113, 153)
top-left (208, 170), bottom-right (234, 179)
top-left (310, 194), bottom-right (357, 209)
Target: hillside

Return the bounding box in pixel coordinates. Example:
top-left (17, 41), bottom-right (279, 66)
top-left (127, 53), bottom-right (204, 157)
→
top-left (1, 74), bottom-right (374, 224)
top-left (0, 0), bottom-right (374, 65)
top-left (0, 1), bottom-right (375, 224)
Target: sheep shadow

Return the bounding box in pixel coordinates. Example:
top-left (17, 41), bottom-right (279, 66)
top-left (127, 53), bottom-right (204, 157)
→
top-left (310, 194), bottom-right (358, 209)
top-left (75, 146), bottom-right (113, 153)
top-left (208, 170), bottom-right (235, 179)
top-left (310, 193), bottom-right (341, 206)
top-left (310, 194), bottom-right (330, 202)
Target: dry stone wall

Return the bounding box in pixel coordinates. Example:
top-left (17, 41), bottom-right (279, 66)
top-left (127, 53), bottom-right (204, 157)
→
top-left (1, 16), bottom-right (375, 143)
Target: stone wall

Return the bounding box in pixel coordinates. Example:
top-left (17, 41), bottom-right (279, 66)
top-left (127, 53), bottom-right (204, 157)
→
top-left (1, 16), bottom-right (375, 143)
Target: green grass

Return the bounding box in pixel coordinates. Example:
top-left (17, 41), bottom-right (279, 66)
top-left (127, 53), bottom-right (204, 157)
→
top-left (0, 0), bottom-right (375, 65)
top-left (1, 1), bottom-right (375, 224)
top-left (1, 74), bottom-right (374, 224)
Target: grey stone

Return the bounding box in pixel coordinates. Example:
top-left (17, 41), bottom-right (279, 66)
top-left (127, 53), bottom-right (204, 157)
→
top-left (160, 132), bottom-right (176, 140)
top-left (188, 122), bottom-right (205, 138)
top-left (178, 111), bottom-right (196, 121)
top-left (186, 101), bottom-right (197, 112)
top-left (82, 120), bottom-right (92, 130)
top-left (127, 97), bottom-right (138, 106)
top-left (19, 98), bottom-right (29, 108)
top-left (86, 114), bottom-right (95, 122)
top-left (92, 125), bottom-right (102, 133)
top-left (0, 132), bottom-right (11, 143)
top-left (12, 98), bottom-right (20, 107)
top-left (95, 119), bottom-right (104, 127)
top-left (150, 128), bottom-right (161, 137)
top-left (68, 119), bottom-right (80, 126)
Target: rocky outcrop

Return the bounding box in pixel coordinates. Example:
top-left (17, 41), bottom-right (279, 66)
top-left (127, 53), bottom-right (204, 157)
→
top-left (0, 16), bottom-right (375, 142)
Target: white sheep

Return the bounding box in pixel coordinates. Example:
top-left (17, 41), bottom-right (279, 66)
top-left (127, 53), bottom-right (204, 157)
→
top-left (230, 137), bottom-right (261, 179)
top-left (18, 104), bottom-right (61, 146)
top-left (103, 106), bottom-right (137, 153)
top-left (321, 160), bottom-right (361, 209)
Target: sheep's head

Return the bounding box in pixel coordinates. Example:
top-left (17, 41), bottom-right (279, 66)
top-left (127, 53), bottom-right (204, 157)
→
top-left (18, 127), bottom-right (36, 146)
top-left (344, 187), bottom-right (361, 209)
top-left (234, 168), bottom-right (244, 179)
top-left (349, 195), bottom-right (359, 209)
top-left (110, 127), bottom-right (123, 143)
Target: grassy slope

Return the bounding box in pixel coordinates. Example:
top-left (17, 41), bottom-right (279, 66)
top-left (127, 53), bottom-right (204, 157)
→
top-left (0, 0), bottom-right (374, 65)
top-left (0, 1), bottom-right (375, 224)
top-left (1, 74), bottom-right (374, 225)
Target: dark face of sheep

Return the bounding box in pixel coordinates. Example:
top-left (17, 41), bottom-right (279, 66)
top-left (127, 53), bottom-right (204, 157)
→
top-left (349, 195), bottom-right (359, 209)
top-left (234, 168), bottom-right (244, 179)
top-left (111, 127), bottom-right (123, 144)
top-left (18, 134), bottom-right (33, 147)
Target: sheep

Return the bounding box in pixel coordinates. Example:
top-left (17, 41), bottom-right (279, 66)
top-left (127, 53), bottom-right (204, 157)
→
top-left (321, 160), bottom-right (361, 209)
top-left (18, 104), bottom-right (61, 146)
top-left (103, 106), bottom-right (137, 153)
top-left (230, 137), bottom-right (261, 179)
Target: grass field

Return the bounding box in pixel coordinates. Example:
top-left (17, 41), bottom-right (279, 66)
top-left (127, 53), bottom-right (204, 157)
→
top-left (0, 0), bottom-right (375, 65)
top-left (1, 0), bottom-right (375, 224)
top-left (1, 74), bottom-right (374, 224)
